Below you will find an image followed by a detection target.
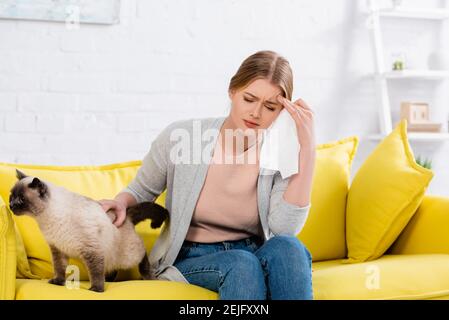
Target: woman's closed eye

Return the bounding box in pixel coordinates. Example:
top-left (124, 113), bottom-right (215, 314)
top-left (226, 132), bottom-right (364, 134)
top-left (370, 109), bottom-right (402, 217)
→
top-left (243, 97), bottom-right (275, 111)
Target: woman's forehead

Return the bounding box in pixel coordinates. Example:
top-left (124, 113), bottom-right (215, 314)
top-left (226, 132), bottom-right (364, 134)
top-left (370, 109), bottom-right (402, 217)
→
top-left (243, 80), bottom-right (281, 98)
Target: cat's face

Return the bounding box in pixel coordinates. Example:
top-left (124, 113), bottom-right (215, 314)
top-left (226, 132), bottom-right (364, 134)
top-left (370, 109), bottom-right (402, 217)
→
top-left (9, 169), bottom-right (49, 216)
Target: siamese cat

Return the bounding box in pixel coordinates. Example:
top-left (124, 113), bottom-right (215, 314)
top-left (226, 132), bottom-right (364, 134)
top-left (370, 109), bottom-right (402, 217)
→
top-left (9, 169), bottom-right (168, 292)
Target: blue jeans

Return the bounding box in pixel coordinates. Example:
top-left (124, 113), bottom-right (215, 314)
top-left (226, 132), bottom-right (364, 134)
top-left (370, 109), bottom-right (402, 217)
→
top-left (173, 235), bottom-right (313, 300)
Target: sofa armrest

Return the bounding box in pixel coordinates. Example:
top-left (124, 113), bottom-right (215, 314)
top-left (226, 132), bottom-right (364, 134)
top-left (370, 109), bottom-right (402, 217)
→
top-left (0, 197), bottom-right (16, 300)
top-left (388, 194), bottom-right (449, 255)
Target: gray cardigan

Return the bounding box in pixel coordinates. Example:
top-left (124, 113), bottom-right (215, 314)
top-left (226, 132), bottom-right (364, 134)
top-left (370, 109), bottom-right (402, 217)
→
top-left (120, 116), bottom-right (311, 283)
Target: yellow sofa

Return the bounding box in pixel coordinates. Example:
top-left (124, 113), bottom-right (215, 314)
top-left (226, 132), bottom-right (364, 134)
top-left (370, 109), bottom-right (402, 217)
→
top-left (1, 143), bottom-right (449, 300)
top-left (3, 194), bottom-right (449, 300)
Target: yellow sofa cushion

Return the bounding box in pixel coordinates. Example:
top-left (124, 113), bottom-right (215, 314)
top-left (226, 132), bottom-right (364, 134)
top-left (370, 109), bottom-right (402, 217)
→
top-left (312, 254), bottom-right (449, 300)
top-left (345, 120), bottom-right (434, 263)
top-left (15, 254), bottom-right (449, 300)
top-left (15, 279), bottom-right (218, 300)
top-left (297, 136), bottom-right (358, 261)
top-left (388, 195), bottom-right (449, 255)
top-left (0, 160), bottom-right (165, 281)
top-left (0, 197), bottom-right (17, 299)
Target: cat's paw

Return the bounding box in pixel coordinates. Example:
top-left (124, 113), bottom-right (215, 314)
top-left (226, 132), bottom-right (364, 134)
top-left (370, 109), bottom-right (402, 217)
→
top-left (89, 284), bottom-right (104, 292)
top-left (48, 277), bottom-right (65, 286)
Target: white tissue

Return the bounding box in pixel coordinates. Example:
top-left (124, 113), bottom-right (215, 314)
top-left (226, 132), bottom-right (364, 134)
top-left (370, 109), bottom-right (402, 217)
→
top-left (259, 109), bottom-right (300, 179)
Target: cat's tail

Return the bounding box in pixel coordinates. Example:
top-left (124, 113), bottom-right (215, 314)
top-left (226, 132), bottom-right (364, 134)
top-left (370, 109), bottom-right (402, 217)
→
top-left (126, 202), bottom-right (169, 228)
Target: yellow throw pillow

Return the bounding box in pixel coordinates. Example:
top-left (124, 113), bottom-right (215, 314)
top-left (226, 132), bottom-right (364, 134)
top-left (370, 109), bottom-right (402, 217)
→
top-left (0, 197), bottom-right (18, 299)
top-left (387, 194), bottom-right (449, 255)
top-left (0, 161), bottom-right (166, 281)
top-left (297, 136), bottom-right (358, 261)
top-left (13, 218), bottom-right (40, 279)
top-left (344, 120), bottom-right (434, 263)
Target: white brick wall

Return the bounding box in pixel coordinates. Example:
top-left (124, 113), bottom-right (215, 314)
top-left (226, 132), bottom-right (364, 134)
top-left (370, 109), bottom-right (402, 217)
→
top-left (0, 0), bottom-right (448, 196)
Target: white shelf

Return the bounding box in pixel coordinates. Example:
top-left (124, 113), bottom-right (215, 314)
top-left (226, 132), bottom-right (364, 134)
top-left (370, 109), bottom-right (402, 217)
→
top-left (367, 0), bottom-right (449, 141)
top-left (375, 7), bottom-right (449, 20)
top-left (377, 70), bottom-right (449, 80)
top-left (367, 132), bottom-right (449, 142)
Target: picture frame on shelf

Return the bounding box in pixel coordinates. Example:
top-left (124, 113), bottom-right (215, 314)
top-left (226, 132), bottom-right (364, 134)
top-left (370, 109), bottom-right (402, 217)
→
top-left (400, 102), bottom-right (442, 133)
top-left (401, 102), bottom-right (429, 124)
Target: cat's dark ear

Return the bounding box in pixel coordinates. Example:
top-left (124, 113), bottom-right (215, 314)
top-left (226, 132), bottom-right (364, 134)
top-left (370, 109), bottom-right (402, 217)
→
top-left (16, 169), bottom-right (28, 180)
top-left (29, 177), bottom-right (42, 189)
top-left (28, 177), bottom-right (48, 198)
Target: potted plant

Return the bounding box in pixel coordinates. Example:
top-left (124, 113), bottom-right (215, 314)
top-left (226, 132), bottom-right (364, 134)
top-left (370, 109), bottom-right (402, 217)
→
top-left (416, 155), bottom-right (432, 169)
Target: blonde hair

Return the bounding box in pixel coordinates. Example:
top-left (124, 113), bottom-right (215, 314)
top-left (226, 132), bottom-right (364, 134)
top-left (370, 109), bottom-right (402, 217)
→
top-left (228, 50), bottom-right (293, 100)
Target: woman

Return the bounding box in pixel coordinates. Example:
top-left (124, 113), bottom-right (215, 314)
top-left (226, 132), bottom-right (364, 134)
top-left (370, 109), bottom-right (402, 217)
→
top-left (99, 50), bottom-right (316, 300)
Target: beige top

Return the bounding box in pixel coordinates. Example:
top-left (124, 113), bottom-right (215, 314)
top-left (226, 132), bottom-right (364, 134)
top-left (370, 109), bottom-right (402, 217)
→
top-left (185, 134), bottom-right (264, 243)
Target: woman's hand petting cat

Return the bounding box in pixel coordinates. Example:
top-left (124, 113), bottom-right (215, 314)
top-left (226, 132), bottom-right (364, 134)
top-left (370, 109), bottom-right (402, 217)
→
top-left (98, 199), bottom-right (127, 227)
